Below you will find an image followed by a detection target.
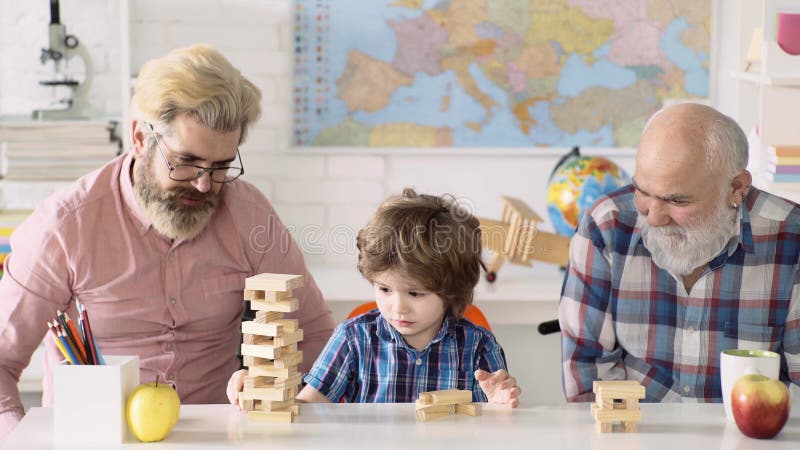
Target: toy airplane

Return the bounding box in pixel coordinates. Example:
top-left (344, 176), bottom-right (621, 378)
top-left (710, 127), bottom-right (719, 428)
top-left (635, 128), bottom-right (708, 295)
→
top-left (477, 196), bottom-right (570, 282)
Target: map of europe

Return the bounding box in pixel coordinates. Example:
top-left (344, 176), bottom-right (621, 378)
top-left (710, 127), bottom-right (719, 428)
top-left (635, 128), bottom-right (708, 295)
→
top-left (292, 0), bottom-right (710, 148)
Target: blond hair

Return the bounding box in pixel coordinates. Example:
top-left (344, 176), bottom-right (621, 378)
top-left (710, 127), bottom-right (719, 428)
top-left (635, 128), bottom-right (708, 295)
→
top-left (131, 44), bottom-right (261, 143)
top-left (357, 188), bottom-right (483, 318)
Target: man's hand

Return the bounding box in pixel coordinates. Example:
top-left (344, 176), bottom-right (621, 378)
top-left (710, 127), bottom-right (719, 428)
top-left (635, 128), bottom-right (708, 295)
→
top-left (226, 369), bottom-right (247, 410)
top-left (475, 369), bottom-right (521, 408)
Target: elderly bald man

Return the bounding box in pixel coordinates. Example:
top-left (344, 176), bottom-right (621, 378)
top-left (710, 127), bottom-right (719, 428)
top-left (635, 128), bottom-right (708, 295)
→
top-left (559, 103), bottom-right (800, 402)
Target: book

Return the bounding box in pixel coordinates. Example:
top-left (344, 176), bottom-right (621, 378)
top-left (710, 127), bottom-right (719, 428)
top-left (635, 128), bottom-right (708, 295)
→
top-left (0, 119), bottom-right (120, 181)
top-left (768, 145), bottom-right (800, 158)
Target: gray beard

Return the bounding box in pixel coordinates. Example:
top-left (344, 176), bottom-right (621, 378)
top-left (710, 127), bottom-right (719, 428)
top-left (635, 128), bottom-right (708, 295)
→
top-left (132, 154), bottom-right (218, 241)
top-left (638, 202), bottom-right (739, 276)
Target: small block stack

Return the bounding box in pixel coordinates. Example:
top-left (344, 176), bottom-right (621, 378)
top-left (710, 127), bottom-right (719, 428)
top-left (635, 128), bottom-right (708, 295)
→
top-left (590, 380), bottom-right (645, 433)
top-left (240, 273), bottom-right (304, 423)
top-left (414, 389), bottom-right (481, 422)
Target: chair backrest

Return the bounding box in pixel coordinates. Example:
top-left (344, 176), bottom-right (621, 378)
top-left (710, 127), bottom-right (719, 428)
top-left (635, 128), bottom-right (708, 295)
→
top-left (346, 301), bottom-right (492, 332)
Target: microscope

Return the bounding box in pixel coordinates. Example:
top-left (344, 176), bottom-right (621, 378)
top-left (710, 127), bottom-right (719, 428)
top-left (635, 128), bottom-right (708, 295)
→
top-left (33, 0), bottom-right (90, 120)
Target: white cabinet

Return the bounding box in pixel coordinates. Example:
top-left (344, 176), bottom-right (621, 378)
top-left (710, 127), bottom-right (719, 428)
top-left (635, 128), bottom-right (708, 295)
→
top-left (730, 0), bottom-right (800, 201)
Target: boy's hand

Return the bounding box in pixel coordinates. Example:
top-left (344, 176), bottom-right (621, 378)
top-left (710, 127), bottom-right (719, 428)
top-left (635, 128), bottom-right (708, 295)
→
top-left (475, 369), bottom-right (521, 408)
top-left (226, 369), bottom-right (248, 410)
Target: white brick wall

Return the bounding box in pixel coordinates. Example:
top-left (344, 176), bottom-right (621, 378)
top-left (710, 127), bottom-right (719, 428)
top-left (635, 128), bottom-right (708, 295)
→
top-left (0, 0), bottom-right (739, 266)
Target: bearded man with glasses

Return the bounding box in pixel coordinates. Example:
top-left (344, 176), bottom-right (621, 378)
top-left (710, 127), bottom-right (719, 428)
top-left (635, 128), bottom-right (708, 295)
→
top-left (0, 44), bottom-right (335, 439)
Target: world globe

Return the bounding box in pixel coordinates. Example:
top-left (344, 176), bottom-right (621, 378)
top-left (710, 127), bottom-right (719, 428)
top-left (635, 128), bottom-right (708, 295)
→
top-left (547, 151), bottom-right (631, 238)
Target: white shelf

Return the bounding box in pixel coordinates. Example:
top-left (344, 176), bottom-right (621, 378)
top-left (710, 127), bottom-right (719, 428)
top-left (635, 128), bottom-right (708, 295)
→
top-left (311, 264), bottom-right (563, 304)
top-left (310, 264), bottom-right (563, 326)
top-left (731, 70), bottom-right (800, 86)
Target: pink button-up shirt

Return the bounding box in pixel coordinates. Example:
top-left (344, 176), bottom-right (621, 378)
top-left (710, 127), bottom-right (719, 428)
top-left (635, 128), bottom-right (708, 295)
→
top-left (0, 152), bottom-right (335, 437)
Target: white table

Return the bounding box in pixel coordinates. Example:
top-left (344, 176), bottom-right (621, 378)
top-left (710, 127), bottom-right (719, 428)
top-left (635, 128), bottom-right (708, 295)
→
top-left (3, 401), bottom-right (798, 449)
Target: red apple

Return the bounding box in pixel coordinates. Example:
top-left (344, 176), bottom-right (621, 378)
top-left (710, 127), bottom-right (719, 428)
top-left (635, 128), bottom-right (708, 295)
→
top-left (731, 374), bottom-right (790, 439)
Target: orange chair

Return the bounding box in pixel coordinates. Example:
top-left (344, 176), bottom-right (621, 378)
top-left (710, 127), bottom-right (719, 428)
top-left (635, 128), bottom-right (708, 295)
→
top-left (346, 301), bottom-right (492, 332)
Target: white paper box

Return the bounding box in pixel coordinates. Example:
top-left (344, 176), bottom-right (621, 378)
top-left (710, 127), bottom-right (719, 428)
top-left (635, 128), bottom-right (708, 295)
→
top-left (54, 355), bottom-right (139, 446)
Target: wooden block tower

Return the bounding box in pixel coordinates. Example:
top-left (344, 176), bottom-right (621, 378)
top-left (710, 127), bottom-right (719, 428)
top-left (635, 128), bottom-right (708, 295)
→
top-left (239, 273), bottom-right (305, 423)
top-left (590, 380), bottom-right (645, 433)
top-left (414, 389), bottom-right (481, 422)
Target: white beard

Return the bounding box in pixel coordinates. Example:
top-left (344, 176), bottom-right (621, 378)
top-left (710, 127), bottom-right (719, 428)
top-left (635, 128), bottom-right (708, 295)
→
top-left (638, 200), bottom-right (739, 276)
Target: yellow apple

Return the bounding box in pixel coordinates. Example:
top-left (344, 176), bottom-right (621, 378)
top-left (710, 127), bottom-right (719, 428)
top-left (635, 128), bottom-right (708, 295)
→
top-left (126, 377), bottom-right (181, 442)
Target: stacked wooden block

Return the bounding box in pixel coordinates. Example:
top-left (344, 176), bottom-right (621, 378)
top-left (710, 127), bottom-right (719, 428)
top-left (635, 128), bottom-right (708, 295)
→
top-left (590, 380), bottom-right (645, 433)
top-left (414, 389), bottom-right (481, 421)
top-left (239, 273), bottom-right (305, 423)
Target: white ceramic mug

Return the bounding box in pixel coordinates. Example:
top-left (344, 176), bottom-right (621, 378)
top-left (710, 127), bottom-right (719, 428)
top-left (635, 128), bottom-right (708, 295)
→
top-left (720, 349), bottom-right (780, 422)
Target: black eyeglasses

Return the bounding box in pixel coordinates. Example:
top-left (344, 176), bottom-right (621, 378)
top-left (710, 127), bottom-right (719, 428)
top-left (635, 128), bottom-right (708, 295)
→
top-left (145, 122), bottom-right (244, 183)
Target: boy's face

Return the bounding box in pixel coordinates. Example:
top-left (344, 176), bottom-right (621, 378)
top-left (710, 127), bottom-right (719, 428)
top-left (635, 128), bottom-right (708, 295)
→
top-left (372, 269), bottom-right (447, 351)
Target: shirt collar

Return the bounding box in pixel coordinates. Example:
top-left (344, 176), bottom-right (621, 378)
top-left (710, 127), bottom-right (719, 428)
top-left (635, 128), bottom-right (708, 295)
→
top-left (376, 312), bottom-right (456, 351)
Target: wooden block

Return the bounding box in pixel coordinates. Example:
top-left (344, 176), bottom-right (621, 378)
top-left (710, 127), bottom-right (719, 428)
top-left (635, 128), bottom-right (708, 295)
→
top-left (274, 329), bottom-right (303, 347)
top-left (596, 385), bottom-right (645, 400)
top-left (415, 403), bottom-right (455, 414)
top-left (244, 289), bottom-right (265, 301)
top-left (255, 398), bottom-right (298, 412)
top-left (241, 386), bottom-right (290, 402)
top-left (623, 421), bottom-right (638, 433)
top-left (249, 298), bottom-right (299, 313)
top-left (455, 403), bottom-right (481, 416)
top-left (593, 380), bottom-right (640, 392)
top-left (593, 380), bottom-right (645, 400)
top-left (245, 289), bottom-right (293, 302)
top-left (242, 320), bottom-right (282, 337)
top-left (258, 403), bottom-right (299, 415)
top-left (243, 333), bottom-right (258, 345)
top-left (239, 398), bottom-right (254, 411)
top-left (417, 392), bottom-right (432, 405)
top-left (244, 375), bottom-right (271, 389)
top-left (255, 311), bottom-right (284, 322)
top-left (247, 410), bottom-right (294, 423)
top-left (244, 330), bottom-right (303, 348)
top-left (592, 409), bottom-right (642, 423)
top-left (249, 363), bottom-right (298, 379)
top-left (245, 273), bottom-right (304, 292)
top-left (600, 398), bottom-right (613, 410)
top-left (415, 409), bottom-right (451, 422)
top-left (622, 399), bottom-right (639, 410)
top-left (241, 343), bottom-right (279, 359)
top-left (428, 389), bottom-right (472, 405)
top-left (244, 334), bottom-right (272, 345)
top-left (272, 350), bottom-right (303, 369)
top-left (274, 373), bottom-right (302, 389)
top-left (272, 318), bottom-right (298, 332)
top-left (597, 421), bottom-right (612, 433)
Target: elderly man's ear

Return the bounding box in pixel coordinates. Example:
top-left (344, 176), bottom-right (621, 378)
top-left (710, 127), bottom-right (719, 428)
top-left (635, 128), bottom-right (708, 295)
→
top-left (729, 170), bottom-right (752, 208)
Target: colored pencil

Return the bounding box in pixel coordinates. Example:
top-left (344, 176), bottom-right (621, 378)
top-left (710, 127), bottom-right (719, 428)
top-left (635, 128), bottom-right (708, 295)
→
top-left (55, 311), bottom-right (82, 364)
top-left (81, 306), bottom-right (101, 365)
top-left (64, 312), bottom-right (88, 363)
top-left (57, 329), bottom-right (79, 365)
top-left (76, 308), bottom-right (94, 364)
top-left (48, 322), bottom-right (72, 363)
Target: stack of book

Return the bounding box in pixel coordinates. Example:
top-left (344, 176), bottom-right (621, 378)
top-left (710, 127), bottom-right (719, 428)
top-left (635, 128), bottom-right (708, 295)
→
top-left (764, 145), bottom-right (800, 194)
top-left (0, 120), bottom-right (120, 181)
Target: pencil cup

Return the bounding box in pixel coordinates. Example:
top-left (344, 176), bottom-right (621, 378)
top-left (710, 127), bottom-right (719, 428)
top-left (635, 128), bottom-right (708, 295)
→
top-left (54, 355), bottom-right (140, 445)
